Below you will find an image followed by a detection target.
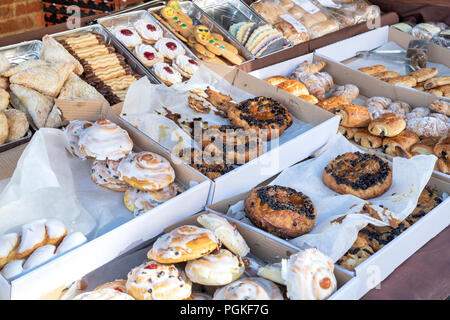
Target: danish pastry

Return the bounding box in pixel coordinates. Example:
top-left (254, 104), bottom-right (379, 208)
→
top-left (133, 19), bottom-right (163, 44)
top-left (331, 84), bottom-right (359, 103)
top-left (197, 213), bottom-right (250, 257)
top-left (358, 65), bottom-right (387, 75)
top-left (372, 71), bottom-right (400, 81)
top-left (323, 152), bottom-right (392, 199)
top-left (126, 260), bottom-right (191, 300)
top-left (331, 104), bottom-right (372, 128)
top-left (185, 249), bottom-right (245, 286)
top-left (154, 37), bottom-right (185, 61)
top-left (117, 151), bottom-right (175, 192)
top-left (111, 26), bottom-right (142, 49)
top-left (336, 234), bottom-right (374, 271)
top-left (172, 55), bottom-right (199, 79)
top-left (338, 125), bottom-right (358, 140)
top-left (436, 158), bottom-right (449, 174)
top-left (429, 99), bottom-right (449, 116)
top-left (387, 75), bottom-right (417, 87)
top-left (0, 88), bottom-right (9, 111)
top-left (424, 76), bottom-right (450, 90)
top-left (213, 277), bottom-right (283, 300)
top-left (408, 67), bottom-right (438, 83)
top-left (360, 220), bottom-right (410, 252)
top-left (433, 136), bottom-right (449, 160)
top-left (74, 288), bottom-right (134, 300)
top-left (276, 80), bottom-right (309, 97)
top-left (64, 120), bottom-right (93, 159)
top-left (289, 71), bottom-right (326, 100)
top-left (368, 113), bottom-right (406, 137)
top-left (406, 116), bottom-right (447, 138)
top-left (244, 185), bottom-right (316, 238)
top-left (78, 118), bottom-right (133, 160)
top-left (382, 130), bottom-right (419, 158)
top-left (298, 94), bottom-right (319, 104)
top-left (318, 96), bottom-right (349, 111)
top-left (365, 96), bottom-right (391, 119)
top-left (91, 159), bottom-right (129, 192)
top-left (406, 107), bottom-right (430, 120)
top-left (406, 187), bottom-right (442, 225)
top-left (410, 137), bottom-right (440, 156)
top-left (178, 148), bottom-right (233, 180)
top-left (353, 128), bottom-right (383, 149)
top-left (265, 76), bottom-right (289, 86)
top-left (293, 60), bottom-right (326, 75)
top-left (282, 248), bottom-right (337, 300)
top-left (147, 225), bottom-right (220, 263)
top-left (0, 111), bottom-right (8, 144)
top-left (152, 62), bottom-right (182, 86)
top-left (134, 44), bottom-right (163, 67)
top-left (227, 96), bottom-right (293, 140)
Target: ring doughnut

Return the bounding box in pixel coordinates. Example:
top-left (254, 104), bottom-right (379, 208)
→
top-left (227, 96), bottom-right (293, 140)
top-left (91, 159), bottom-right (129, 192)
top-left (244, 185), bottom-right (316, 238)
top-left (322, 152), bottom-right (392, 199)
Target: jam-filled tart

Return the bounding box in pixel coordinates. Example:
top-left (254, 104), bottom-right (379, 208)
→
top-left (322, 151), bottom-right (392, 199)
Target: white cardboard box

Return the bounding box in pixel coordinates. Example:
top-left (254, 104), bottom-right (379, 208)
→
top-left (0, 104), bottom-right (212, 300)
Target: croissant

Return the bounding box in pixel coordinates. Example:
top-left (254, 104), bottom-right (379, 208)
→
top-left (318, 96), bottom-right (349, 111)
top-left (331, 84), bottom-right (359, 103)
top-left (293, 60), bottom-right (326, 74)
top-left (331, 104), bottom-right (373, 128)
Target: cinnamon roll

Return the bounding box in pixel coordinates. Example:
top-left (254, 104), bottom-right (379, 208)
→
top-left (213, 277), bottom-right (283, 300)
top-left (64, 120), bottom-right (93, 159)
top-left (91, 159), bottom-right (129, 192)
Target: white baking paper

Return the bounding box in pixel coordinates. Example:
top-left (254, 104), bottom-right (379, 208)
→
top-left (227, 133), bottom-right (437, 261)
top-left (0, 129), bottom-right (134, 239)
top-left (121, 64), bottom-right (312, 156)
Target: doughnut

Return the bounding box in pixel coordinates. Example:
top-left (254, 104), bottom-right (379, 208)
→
top-left (179, 148), bottom-right (233, 180)
top-left (227, 96), bottom-right (293, 140)
top-left (64, 120), bottom-right (93, 159)
top-left (123, 182), bottom-right (185, 216)
top-left (244, 185), bottom-right (317, 238)
top-left (147, 225), bottom-right (220, 264)
top-left (197, 213), bottom-right (250, 257)
top-left (322, 152), bottom-right (392, 199)
top-left (213, 277), bottom-right (283, 300)
top-left (202, 125), bottom-right (264, 165)
top-left (117, 152), bottom-right (175, 191)
top-left (185, 249), bottom-right (245, 286)
top-left (91, 159), bottom-right (129, 192)
top-left (126, 260), bottom-right (192, 300)
top-left (78, 118), bottom-right (133, 160)
top-left (281, 248), bottom-right (337, 300)
top-left (74, 288), bottom-right (135, 300)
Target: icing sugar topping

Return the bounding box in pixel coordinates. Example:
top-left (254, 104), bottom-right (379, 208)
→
top-left (134, 19), bottom-right (163, 41)
top-left (1, 259), bottom-right (24, 279)
top-left (64, 120), bottom-right (92, 159)
top-left (91, 159), bottom-right (128, 190)
top-left (174, 55), bottom-right (199, 76)
top-left (153, 62), bottom-right (182, 85)
top-left (22, 244), bottom-right (56, 271)
top-left (154, 38), bottom-right (185, 60)
top-left (45, 219), bottom-right (67, 240)
top-left (19, 219), bottom-right (47, 254)
top-left (112, 26), bottom-right (142, 48)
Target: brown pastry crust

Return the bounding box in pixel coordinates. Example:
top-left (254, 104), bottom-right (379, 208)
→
top-left (424, 76), bottom-right (450, 90)
top-left (359, 220), bottom-right (410, 252)
top-left (179, 148), bottom-right (233, 180)
top-left (227, 96), bottom-right (293, 140)
top-left (387, 75), bottom-right (417, 87)
top-left (372, 71), bottom-right (400, 81)
top-left (244, 185), bottom-right (316, 239)
top-left (318, 96), bottom-right (349, 111)
top-left (331, 84), bottom-right (359, 103)
top-left (406, 187), bottom-right (442, 225)
top-left (408, 68), bottom-right (438, 83)
top-left (433, 136), bottom-right (449, 160)
top-left (436, 158), bottom-right (449, 174)
top-left (204, 87), bottom-right (237, 113)
top-left (322, 152), bottom-right (392, 199)
top-left (265, 76), bottom-right (289, 86)
top-left (354, 128), bottom-right (383, 149)
top-left (429, 99), bottom-right (449, 116)
top-left (368, 113), bottom-right (406, 137)
top-left (338, 125), bottom-right (358, 140)
top-left (298, 94), bottom-right (319, 104)
top-left (331, 104), bottom-right (373, 128)
top-left (382, 130), bottom-right (420, 158)
top-left (358, 65), bottom-right (387, 75)
top-left (276, 79), bottom-right (309, 97)
top-left (336, 233), bottom-right (374, 271)
top-left (410, 137), bottom-right (440, 155)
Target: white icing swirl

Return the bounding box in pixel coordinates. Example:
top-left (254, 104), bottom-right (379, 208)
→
top-left (133, 19), bottom-right (163, 42)
top-left (153, 62), bottom-right (182, 85)
top-left (91, 159), bottom-right (129, 190)
top-left (19, 219), bottom-right (47, 255)
top-left (63, 120), bottom-right (92, 159)
top-left (45, 219), bottom-right (67, 241)
top-left (213, 277), bottom-right (283, 300)
top-left (173, 55), bottom-right (199, 76)
top-left (111, 26), bottom-right (142, 48)
top-left (154, 38), bottom-right (185, 60)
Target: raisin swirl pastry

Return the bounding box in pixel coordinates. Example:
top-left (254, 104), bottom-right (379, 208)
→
top-left (227, 96), bottom-right (293, 140)
top-left (336, 234), bottom-right (374, 271)
top-left (405, 187), bottom-right (442, 225)
top-left (179, 148), bottom-right (233, 180)
top-left (91, 159), bottom-right (129, 192)
top-left (323, 152), bottom-right (392, 199)
top-left (359, 220), bottom-right (411, 252)
top-left (244, 185), bottom-right (316, 238)
top-left (64, 120), bottom-right (93, 159)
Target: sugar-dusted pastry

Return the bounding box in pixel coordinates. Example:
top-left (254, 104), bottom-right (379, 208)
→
top-left (63, 120), bottom-right (93, 159)
top-left (55, 232), bottom-right (87, 255)
top-left (277, 79), bottom-right (309, 97)
top-left (386, 101), bottom-right (411, 118)
top-left (0, 233), bottom-right (20, 269)
top-left (358, 64), bottom-right (387, 75)
top-left (368, 113), bottom-right (406, 137)
top-left (331, 104), bottom-right (373, 128)
top-left (91, 159), bottom-right (129, 192)
top-left (147, 225), bottom-right (220, 263)
top-left (154, 37), bottom-right (185, 61)
top-left (424, 76), bottom-right (450, 90)
top-left (111, 26), bottom-right (142, 49)
top-left (1, 59), bottom-right (48, 78)
top-left (365, 96), bottom-right (392, 119)
top-left (0, 52), bottom-right (11, 74)
top-left (406, 106), bottom-right (430, 120)
top-left (172, 55), bottom-right (199, 79)
top-left (360, 220), bottom-right (410, 252)
top-left (45, 218), bottom-right (67, 246)
top-left (387, 75), bottom-right (417, 87)
top-left (74, 288), bottom-right (134, 300)
top-left (22, 244), bottom-right (56, 271)
top-left (323, 152), bottom-right (392, 199)
top-left (316, 72), bottom-right (334, 92)
top-left (0, 111), bottom-right (8, 144)
top-left (338, 125), bottom-right (358, 140)
top-left (353, 128), bottom-right (383, 149)
top-left (292, 60), bottom-right (326, 75)
top-left (117, 151), bottom-right (175, 192)
top-left (318, 96), bottom-right (349, 111)
top-left (289, 71), bottom-right (326, 100)
top-left (265, 75), bottom-right (289, 86)
top-left (197, 213), bottom-right (250, 257)
top-left (244, 185), bottom-right (316, 238)
top-left (408, 67), bottom-right (438, 83)
top-left (0, 88), bottom-right (9, 111)
top-left (281, 248), bottom-right (337, 300)
top-left (58, 73), bottom-right (109, 106)
top-left (78, 118), bottom-right (133, 160)
top-left (429, 99), bottom-right (449, 116)
top-left (134, 44), bottom-right (163, 67)
top-left (406, 116), bottom-right (448, 138)
top-left (331, 84), bottom-right (359, 103)
top-left (382, 130), bottom-right (420, 158)
top-left (126, 260), bottom-right (191, 300)
top-left (336, 234), bottom-right (374, 271)
top-left (410, 137), bottom-right (440, 156)
top-left (213, 277), bottom-right (283, 300)
top-left (185, 249), bottom-right (245, 286)
top-left (134, 19), bottom-right (163, 44)
top-left (433, 136), bottom-right (449, 160)
top-left (406, 187), bottom-right (442, 225)
top-left (40, 35), bottom-right (84, 75)
top-left (152, 62), bottom-right (182, 86)
top-left (3, 109), bottom-right (28, 142)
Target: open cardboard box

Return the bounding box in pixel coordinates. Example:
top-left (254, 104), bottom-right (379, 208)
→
top-left (118, 62), bottom-right (341, 204)
top-left (67, 211), bottom-right (359, 300)
top-left (0, 100), bottom-right (212, 300)
top-left (249, 52), bottom-right (450, 182)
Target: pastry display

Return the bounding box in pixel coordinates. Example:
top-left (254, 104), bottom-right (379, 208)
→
top-left (323, 152), bottom-right (392, 199)
top-left (91, 159), bottom-right (129, 192)
top-left (244, 185), bottom-right (316, 238)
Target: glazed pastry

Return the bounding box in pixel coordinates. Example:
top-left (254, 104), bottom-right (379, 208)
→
top-left (323, 152), bottom-right (392, 199)
top-left (410, 137), bottom-right (440, 156)
top-left (244, 185), bottom-right (316, 238)
top-left (386, 101), bottom-right (411, 118)
top-left (22, 244), bottom-right (56, 271)
top-left (382, 130), bottom-right (420, 158)
top-left (368, 113), bottom-right (406, 137)
top-left (112, 26), bottom-right (142, 48)
top-left (154, 38), bottom-right (185, 61)
top-left (387, 75), bottom-right (417, 87)
top-left (0, 233), bottom-right (20, 269)
top-left (178, 147), bottom-right (233, 180)
top-left (40, 35), bottom-right (84, 75)
top-left (134, 19), bottom-right (163, 44)
top-left (197, 213), bottom-right (250, 257)
top-left (331, 104), bottom-right (373, 128)
top-left (331, 84), bottom-right (359, 103)
top-left (185, 249), bottom-right (245, 286)
top-left (0, 111), bottom-right (8, 144)
top-left (134, 44), bottom-right (164, 67)
top-left (265, 76), bottom-right (289, 86)
top-left (227, 96), bottom-right (293, 140)
top-left (147, 225), bottom-right (220, 263)
top-left (123, 182), bottom-right (184, 216)
top-left (0, 88), bottom-right (9, 111)
top-left (277, 80), bottom-right (309, 97)
top-left (64, 120), bottom-right (93, 159)
top-left (433, 136), bottom-right (449, 160)
top-left (126, 260), bottom-right (191, 300)
top-left (213, 277), bottom-right (283, 300)
top-left (406, 117), bottom-right (448, 138)
top-left (338, 125), bottom-right (358, 140)
top-left (172, 55), bottom-right (199, 79)
top-left (91, 159), bottom-right (129, 192)
top-left (281, 248), bottom-right (337, 300)
top-left (358, 65), bottom-right (387, 75)
top-left (74, 288), bottom-right (134, 300)
top-left (408, 68), bottom-right (438, 83)
top-left (318, 96), bottom-right (349, 111)
top-left (1, 259), bottom-right (24, 279)
top-left (117, 152), bottom-right (175, 192)
top-left (336, 234), bottom-right (374, 271)
top-left (429, 100), bottom-right (449, 116)
top-left (406, 187), bottom-right (442, 225)
top-left (353, 128), bottom-right (383, 149)
top-left (299, 94), bottom-right (319, 104)
top-left (360, 220), bottom-right (411, 252)
top-left (257, 262), bottom-right (285, 285)
top-left (152, 62), bottom-right (182, 86)
top-left (55, 232), bottom-right (87, 255)
top-left (424, 76), bottom-right (450, 90)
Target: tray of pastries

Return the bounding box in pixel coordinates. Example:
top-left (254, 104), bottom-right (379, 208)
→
top-left (97, 9), bottom-right (200, 86)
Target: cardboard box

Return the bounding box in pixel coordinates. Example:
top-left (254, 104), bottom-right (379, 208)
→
top-left (0, 102), bottom-right (211, 300)
top-left (69, 211), bottom-right (359, 300)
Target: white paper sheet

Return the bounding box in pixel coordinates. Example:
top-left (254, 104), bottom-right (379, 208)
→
top-left (227, 134), bottom-right (437, 261)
